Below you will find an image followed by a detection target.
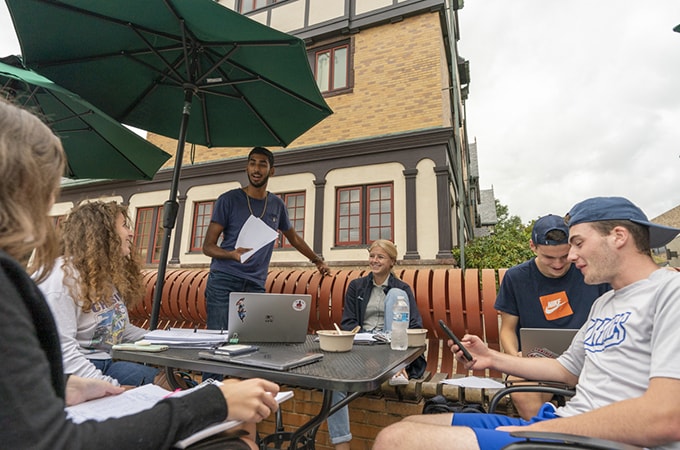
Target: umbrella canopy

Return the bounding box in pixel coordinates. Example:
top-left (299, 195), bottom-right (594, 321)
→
top-left (6, 0), bottom-right (332, 148)
top-left (6, 0), bottom-right (333, 329)
top-left (0, 58), bottom-right (171, 180)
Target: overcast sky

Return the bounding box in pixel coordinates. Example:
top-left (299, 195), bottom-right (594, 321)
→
top-left (2, 2), bottom-right (679, 222)
top-left (457, 1), bottom-right (680, 222)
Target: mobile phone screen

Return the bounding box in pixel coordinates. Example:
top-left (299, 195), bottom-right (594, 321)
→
top-left (438, 319), bottom-right (472, 361)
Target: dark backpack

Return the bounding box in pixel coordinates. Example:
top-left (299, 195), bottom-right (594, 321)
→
top-left (422, 395), bottom-right (486, 414)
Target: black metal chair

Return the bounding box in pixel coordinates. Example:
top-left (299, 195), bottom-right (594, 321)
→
top-left (489, 384), bottom-right (640, 450)
top-left (502, 431), bottom-right (640, 450)
top-left (488, 382), bottom-right (576, 415)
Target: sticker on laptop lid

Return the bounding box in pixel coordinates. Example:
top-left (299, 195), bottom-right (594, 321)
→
top-left (292, 298), bottom-right (307, 312)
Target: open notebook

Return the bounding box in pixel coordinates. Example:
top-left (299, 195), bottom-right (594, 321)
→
top-left (65, 381), bottom-right (293, 449)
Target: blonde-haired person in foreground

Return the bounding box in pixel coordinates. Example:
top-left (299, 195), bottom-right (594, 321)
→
top-left (0, 98), bottom-right (279, 450)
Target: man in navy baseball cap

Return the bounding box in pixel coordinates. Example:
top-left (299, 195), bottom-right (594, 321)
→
top-left (566, 196), bottom-right (679, 249)
top-left (373, 197), bottom-right (680, 450)
top-left (531, 214), bottom-right (569, 246)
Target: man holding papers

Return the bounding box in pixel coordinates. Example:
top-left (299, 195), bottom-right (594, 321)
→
top-left (203, 147), bottom-right (330, 334)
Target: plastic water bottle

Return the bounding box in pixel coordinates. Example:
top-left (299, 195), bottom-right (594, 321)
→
top-left (390, 296), bottom-right (409, 350)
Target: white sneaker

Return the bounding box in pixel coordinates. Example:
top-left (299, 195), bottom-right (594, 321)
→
top-left (389, 373), bottom-right (409, 386)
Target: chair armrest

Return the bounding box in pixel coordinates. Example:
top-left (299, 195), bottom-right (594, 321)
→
top-left (489, 384), bottom-right (576, 413)
top-left (504, 431), bottom-right (641, 450)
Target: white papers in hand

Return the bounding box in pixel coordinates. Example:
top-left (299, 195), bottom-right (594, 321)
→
top-left (440, 376), bottom-right (505, 389)
top-left (66, 384), bottom-right (170, 423)
top-left (173, 391), bottom-right (294, 448)
top-left (235, 215), bottom-right (278, 263)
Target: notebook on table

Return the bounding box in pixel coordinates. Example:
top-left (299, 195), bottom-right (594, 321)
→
top-left (198, 347), bottom-right (323, 371)
top-left (228, 292), bottom-right (311, 343)
top-left (520, 328), bottom-right (579, 358)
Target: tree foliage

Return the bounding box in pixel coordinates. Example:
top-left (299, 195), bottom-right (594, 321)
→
top-left (453, 200), bottom-right (535, 269)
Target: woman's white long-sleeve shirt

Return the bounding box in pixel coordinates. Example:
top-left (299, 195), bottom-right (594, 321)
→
top-left (37, 258), bottom-right (147, 385)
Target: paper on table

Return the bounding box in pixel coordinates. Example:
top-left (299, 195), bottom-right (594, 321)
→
top-left (353, 333), bottom-right (378, 343)
top-left (440, 376), bottom-right (505, 389)
top-left (235, 215), bottom-right (278, 263)
top-left (143, 329), bottom-right (229, 348)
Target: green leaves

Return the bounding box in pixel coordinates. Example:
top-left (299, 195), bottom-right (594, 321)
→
top-left (453, 200), bottom-right (534, 269)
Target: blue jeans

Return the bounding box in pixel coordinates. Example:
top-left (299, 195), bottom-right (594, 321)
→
top-left (90, 358), bottom-right (159, 386)
top-left (205, 270), bottom-right (265, 331)
top-left (204, 270), bottom-right (264, 381)
top-left (327, 391), bottom-right (352, 444)
top-left (326, 288), bottom-right (409, 443)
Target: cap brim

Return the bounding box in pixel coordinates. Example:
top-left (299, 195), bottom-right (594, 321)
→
top-left (632, 220), bottom-right (680, 248)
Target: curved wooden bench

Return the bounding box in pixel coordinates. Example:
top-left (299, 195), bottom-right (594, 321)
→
top-left (129, 266), bottom-right (680, 381)
top-left (129, 267), bottom-right (508, 379)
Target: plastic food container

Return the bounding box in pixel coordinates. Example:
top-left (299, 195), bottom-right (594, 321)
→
top-left (407, 328), bottom-right (427, 347)
top-left (317, 330), bottom-right (355, 352)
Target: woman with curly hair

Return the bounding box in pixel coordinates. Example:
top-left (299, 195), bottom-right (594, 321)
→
top-left (38, 201), bottom-right (160, 386)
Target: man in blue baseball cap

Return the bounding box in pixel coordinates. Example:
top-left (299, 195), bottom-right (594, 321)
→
top-left (374, 197), bottom-right (680, 450)
top-left (495, 214), bottom-right (610, 419)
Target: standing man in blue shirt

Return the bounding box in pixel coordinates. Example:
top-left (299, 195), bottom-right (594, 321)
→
top-left (202, 147), bottom-right (330, 334)
top-left (495, 214), bottom-right (610, 419)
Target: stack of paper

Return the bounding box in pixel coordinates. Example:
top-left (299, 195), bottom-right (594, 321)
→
top-left (353, 332), bottom-right (380, 344)
top-left (440, 376), bottom-right (505, 389)
top-left (65, 382), bottom-right (293, 449)
top-left (144, 329), bottom-right (229, 348)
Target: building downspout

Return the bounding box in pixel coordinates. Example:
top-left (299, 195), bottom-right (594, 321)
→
top-left (444, 0), bottom-right (466, 269)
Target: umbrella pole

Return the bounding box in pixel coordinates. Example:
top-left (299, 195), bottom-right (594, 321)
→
top-left (149, 89), bottom-right (194, 330)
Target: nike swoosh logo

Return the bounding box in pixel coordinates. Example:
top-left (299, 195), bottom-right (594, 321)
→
top-left (545, 301), bottom-right (566, 315)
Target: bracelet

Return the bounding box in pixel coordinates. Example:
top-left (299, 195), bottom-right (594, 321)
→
top-left (310, 256), bottom-right (324, 264)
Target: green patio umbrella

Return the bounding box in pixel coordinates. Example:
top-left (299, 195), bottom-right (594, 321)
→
top-left (0, 58), bottom-right (171, 180)
top-left (5, 0), bottom-right (333, 329)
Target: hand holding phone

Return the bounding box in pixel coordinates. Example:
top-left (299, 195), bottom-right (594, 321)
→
top-left (438, 319), bottom-right (472, 362)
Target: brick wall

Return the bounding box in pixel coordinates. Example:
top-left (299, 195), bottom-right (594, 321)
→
top-left (258, 386), bottom-right (429, 450)
top-left (148, 11), bottom-right (449, 169)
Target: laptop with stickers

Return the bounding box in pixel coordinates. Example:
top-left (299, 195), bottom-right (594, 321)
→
top-left (520, 328), bottom-right (579, 358)
top-left (228, 292), bottom-right (311, 343)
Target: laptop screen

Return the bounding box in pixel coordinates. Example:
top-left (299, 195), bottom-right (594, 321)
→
top-left (228, 292), bottom-right (311, 343)
top-left (519, 328), bottom-right (578, 358)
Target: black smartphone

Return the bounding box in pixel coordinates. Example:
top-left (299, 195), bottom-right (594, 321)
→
top-left (438, 319), bottom-right (472, 362)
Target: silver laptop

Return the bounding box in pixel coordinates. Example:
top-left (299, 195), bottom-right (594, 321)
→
top-left (520, 328), bottom-right (579, 358)
top-left (228, 292), bottom-right (311, 343)
top-left (199, 347), bottom-right (322, 371)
